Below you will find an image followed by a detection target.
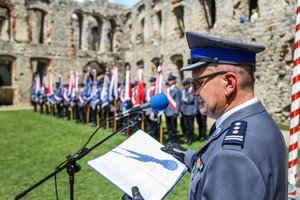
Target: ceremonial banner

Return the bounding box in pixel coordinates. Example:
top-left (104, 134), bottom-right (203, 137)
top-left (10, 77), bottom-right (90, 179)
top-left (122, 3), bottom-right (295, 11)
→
top-left (109, 66), bottom-right (119, 100)
top-left (101, 70), bottom-right (110, 108)
top-left (135, 66), bottom-right (144, 105)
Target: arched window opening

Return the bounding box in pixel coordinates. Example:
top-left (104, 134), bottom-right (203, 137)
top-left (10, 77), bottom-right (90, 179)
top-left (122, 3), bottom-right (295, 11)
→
top-left (173, 5), bottom-right (184, 38)
top-left (171, 54), bottom-right (184, 81)
top-left (200, 0), bottom-right (216, 29)
top-left (108, 19), bottom-right (116, 52)
top-left (136, 18), bottom-right (144, 45)
top-left (152, 10), bottom-right (162, 45)
top-left (30, 58), bottom-right (50, 85)
top-left (0, 55), bottom-right (14, 87)
top-left (151, 57), bottom-right (160, 76)
top-left (0, 6), bottom-right (10, 41)
top-left (27, 8), bottom-right (46, 44)
top-left (138, 4), bottom-right (145, 13)
top-left (87, 16), bottom-right (102, 51)
top-left (83, 61), bottom-right (105, 81)
top-left (71, 12), bottom-right (83, 49)
top-left (249, 0), bottom-right (259, 23)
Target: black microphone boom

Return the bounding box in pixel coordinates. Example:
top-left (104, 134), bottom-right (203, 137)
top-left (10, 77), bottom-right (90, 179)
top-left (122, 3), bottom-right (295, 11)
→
top-left (115, 93), bottom-right (169, 120)
top-left (115, 103), bottom-right (150, 119)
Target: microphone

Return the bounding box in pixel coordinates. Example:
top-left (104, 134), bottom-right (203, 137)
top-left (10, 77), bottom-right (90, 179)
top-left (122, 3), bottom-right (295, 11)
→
top-left (116, 93), bottom-right (169, 119)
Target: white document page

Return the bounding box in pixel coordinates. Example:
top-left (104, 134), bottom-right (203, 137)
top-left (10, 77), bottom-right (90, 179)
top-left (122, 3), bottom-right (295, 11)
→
top-left (87, 129), bottom-right (187, 200)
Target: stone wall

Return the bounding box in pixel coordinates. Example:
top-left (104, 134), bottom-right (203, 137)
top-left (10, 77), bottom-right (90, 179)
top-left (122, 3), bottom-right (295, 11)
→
top-left (121, 0), bottom-right (296, 124)
top-left (0, 0), bottom-right (296, 124)
top-left (0, 0), bottom-right (124, 106)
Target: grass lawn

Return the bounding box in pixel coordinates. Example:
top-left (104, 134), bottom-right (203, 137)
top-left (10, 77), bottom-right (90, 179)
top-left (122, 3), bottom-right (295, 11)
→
top-left (0, 109), bottom-right (206, 199)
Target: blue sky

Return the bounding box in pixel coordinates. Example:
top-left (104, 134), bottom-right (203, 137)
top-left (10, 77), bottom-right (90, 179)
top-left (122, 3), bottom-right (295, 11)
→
top-left (74, 0), bottom-right (141, 8)
top-left (108, 0), bottom-right (141, 8)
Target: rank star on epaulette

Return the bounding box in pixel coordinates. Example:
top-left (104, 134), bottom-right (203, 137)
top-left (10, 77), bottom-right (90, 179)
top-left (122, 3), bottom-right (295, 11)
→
top-left (222, 120), bottom-right (247, 148)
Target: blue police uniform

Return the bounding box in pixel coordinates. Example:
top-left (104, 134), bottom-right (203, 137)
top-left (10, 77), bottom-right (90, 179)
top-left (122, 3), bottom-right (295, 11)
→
top-left (179, 32), bottom-right (287, 199)
top-left (164, 75), bottom-right (181, 143)
top-left (194, 99), bottom-right (207, 141)
top-left (180, 79), bottom-right (197, 144)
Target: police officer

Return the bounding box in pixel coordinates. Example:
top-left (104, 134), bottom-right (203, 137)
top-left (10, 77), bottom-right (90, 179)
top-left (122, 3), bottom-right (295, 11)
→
top-left (180, 78), bottom-right (197, 145)
top-left (162, 32), bottom-right (287, 199)
top-left (62, 84), bottom-right (71, 120)
top-left (145, 77), bottom-right (159, 139)
top-left (194, 98), bottom-right (207, 141)
top-left (75, 82), bottom-right (86, 123)
top-left (164, 74), bottom-right (181, 143)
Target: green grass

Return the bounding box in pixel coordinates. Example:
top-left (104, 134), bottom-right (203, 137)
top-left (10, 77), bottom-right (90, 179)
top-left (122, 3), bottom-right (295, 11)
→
top-left (278, 123), bottom-right (289, 131)
top-left (0, 110), bottom-right (206, 199)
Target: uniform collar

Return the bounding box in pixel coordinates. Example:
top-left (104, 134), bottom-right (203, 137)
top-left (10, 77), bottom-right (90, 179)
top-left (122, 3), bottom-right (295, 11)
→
top-left (215, 97), bottom-right (258, 128)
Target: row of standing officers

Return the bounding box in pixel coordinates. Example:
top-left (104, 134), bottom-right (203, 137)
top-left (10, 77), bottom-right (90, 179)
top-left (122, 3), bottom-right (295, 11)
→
top-left (32, 73), bottom-right (207, 145)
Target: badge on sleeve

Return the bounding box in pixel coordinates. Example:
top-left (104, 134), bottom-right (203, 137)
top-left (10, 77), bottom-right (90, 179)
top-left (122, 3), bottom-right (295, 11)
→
top-left (222, 120), bottom-right (247, 148)
top-left (194, 157), bottom-right (204, 172)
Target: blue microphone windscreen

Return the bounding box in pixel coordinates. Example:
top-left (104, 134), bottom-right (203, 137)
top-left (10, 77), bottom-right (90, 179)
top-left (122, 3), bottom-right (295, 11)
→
top-left (149, 93), bottom-right (169, 111)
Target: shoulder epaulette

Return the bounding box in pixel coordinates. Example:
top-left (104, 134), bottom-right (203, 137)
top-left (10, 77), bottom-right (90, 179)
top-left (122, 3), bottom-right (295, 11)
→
top-left (222, 120), bottom-right (247, 148)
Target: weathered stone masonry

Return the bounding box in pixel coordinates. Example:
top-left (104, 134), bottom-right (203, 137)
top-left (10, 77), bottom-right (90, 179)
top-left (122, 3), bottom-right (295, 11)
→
top-left (0, 0), bottom-right (296, 124)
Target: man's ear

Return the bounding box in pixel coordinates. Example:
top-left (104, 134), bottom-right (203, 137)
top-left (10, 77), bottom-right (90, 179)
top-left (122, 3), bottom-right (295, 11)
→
top-left (224, 72), bottom-right (237, 97)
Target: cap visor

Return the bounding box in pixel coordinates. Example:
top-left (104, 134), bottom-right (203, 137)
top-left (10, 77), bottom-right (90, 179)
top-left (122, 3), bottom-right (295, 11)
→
top-left (180, 61), bottom-right (207, 71)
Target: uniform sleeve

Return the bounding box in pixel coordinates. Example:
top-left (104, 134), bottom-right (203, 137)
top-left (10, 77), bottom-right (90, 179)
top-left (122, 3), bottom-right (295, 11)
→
top-left (186, 93), bottom-right (196, 104)
top-left (175, 89), bottom-right (182, 114)
top-left (184, 149), bottom-right (196, 171)
top-left (201, 150), bottom-right (266, 200)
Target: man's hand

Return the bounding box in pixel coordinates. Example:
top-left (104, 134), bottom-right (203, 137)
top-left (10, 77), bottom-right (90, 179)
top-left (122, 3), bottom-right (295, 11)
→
top-left (122, 186), bottom-right (144, 200)
top-left (161, 143), bottom-right (187, 163)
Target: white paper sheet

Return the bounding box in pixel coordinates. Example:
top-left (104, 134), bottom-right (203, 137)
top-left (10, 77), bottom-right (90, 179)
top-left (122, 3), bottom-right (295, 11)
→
top-left (87, 129), bottom-right (187, 200)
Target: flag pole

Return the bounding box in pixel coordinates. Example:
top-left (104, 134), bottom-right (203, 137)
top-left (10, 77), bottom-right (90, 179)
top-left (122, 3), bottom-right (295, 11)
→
top-left (159, 116), bottom-right (163, 144)
top-left (114, 99), bottom-right (117, 131)
top-left (106, 107), bottom-right (109, 129)
top-left (158, 57), bottom-right (164, 144)
top-left (86, 106), bottom-right (90, 125)
top-left (96, 107), bottom-right (100, 127)
top-left (288, 1), bottom-right (300, 198)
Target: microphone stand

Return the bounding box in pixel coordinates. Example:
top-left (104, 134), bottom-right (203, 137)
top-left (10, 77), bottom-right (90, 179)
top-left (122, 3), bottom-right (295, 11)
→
top-left (15, 114), bottom-right (142, 200)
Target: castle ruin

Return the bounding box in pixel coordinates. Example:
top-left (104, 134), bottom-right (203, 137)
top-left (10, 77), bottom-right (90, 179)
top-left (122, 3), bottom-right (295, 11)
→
top-left (0, 0), bottom-right (296, 123)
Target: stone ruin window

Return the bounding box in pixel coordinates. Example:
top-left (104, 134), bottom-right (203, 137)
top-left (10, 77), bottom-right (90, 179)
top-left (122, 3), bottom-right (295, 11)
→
top-left (152, 10), bottom-right (162, 45)
top-left (136, 4), bottom-right (145, 45)
top-left (0, 57), bottom-right (13, 86)
top-left (200, 0), bottom-right (216, 29)
top-left (173, 5), bottom-right (185, 38)
top-left (0, 6), bottom-right (10, 41)
top-left (83, 61), bottom-right (105, 82)
top-left (138, 4), bottom-right (145, 13)
top-left (249, 0), bottom-right (259, 23)
top-left (171, 54), bottom-right (184, 81)
top-left (71, 12), bottom-right (83, 49)
top-left (87, 16), bottom-right (102, 51)
top-left (31, 58), bottom-right (49, 86)
top-left (27, 8), bottom-right (46, 44)
top-left (123, 12), bottom-right (132, 48)
top-left (151, 57), bottom-right (160, 76)
top-left (108, 19), bottom-right (116, 52)
top-left (136, 18), bottom-right (144, 45)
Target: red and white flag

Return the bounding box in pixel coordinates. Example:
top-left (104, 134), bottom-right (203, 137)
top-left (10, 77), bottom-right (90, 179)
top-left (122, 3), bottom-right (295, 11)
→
top-left (125, 65), bottom-right (131, 102)
top-left (46, 72), bottom-right (54, 96)
top-left (154, 64), bottom-right (163, 94)
top-left (135, 66), bottom-right (144, 105)
top-left (109, 66), bottom-right (119, 100)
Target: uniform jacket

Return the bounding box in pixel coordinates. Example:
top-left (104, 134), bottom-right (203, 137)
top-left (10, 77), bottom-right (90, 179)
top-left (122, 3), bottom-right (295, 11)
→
top-left (180, 86), bottom-right (197, 116)
top-left (184, 101), bottom-right (287, 200)
top-left (164, 85), bottom-right (181, 117)
top-left (145, 86), bottom-right (155, 116)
